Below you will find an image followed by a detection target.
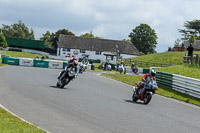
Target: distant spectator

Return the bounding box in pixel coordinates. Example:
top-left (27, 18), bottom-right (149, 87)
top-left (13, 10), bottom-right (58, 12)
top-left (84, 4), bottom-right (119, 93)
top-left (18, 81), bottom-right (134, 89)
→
top-left (187, 43), bottom-right (194, 57)
top-left (41, 56), bottom-right (45, 60)
top-left (34, 56), bottom-right (39, 60)
top-left (181, 43), bottom-right (185, 51)
top-left (168, 47), bottom-right (172, 51)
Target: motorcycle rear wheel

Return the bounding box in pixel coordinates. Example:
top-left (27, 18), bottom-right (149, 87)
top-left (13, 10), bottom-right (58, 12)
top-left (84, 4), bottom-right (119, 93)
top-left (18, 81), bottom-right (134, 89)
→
top-left (124, 69), bottom-right (126, 74)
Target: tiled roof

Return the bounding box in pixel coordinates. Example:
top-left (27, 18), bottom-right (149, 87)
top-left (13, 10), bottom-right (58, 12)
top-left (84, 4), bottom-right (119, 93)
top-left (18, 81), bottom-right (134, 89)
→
top-left (58, 34), bottom-right (140, 55)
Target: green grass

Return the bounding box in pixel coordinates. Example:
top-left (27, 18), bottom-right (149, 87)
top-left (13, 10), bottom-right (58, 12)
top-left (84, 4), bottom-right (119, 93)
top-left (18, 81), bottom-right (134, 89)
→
top-left (156, 65), bottom-right (200, 79)
top-left (101, 73), bottom-right (200, 107)
top-left (0, 107), bottom-right (46, 133)
top-left (1, 50), bottom-right (43, 58)
top-left (128, 51), bottom-right (200, 67)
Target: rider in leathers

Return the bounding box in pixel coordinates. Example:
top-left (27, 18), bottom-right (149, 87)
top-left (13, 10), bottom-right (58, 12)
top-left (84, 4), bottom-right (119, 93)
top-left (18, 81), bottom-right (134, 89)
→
top-left (137, 69), bottom-right (157, 93)
top-left (58, 57), bottom-right (78, 79)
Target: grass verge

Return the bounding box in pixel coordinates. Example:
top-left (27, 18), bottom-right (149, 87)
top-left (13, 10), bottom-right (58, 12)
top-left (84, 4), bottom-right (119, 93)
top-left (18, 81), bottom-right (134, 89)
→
top-left (156, 65), bottom-right (200, 79)
top-left (131, 51), bottom-right (200, 65)
top-left (0, 107), bottom-right (46, 133)
top-left (101, 73), bottom-right (200, 107)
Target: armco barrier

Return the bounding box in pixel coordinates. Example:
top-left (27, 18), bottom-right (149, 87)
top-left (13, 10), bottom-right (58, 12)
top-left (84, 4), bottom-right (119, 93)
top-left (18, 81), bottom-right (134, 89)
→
top-left (156, 71), bottom-right (200, 98)
top-left (33, 60), bottom-right (49, 68)
top-left (172, 74), bottom-right (200, 98)
top-left (156, 71), bottom-right (173, 88)
top-left (2, 56), bottom-right (19, 65)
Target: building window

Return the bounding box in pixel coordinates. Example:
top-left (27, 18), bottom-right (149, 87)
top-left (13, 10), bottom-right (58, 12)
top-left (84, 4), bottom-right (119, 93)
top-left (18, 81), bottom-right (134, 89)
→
top-left (80, 49), bottom-right (86, 53)
top-left (63, 48), bottom-right (70, 52)
top-left (95, 51), bottom-right (102, 55)
top-left (106, 56), bottom-right (113, 60)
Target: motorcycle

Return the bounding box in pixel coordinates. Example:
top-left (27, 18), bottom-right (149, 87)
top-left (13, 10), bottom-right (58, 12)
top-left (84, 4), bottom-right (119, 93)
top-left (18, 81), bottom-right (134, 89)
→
top-left (132, 66), bottom-right (139, 75)
top-left (91, 63), bottom-right (95, 70)
top-left (132, 78), bottom-right (158, 105)
top-left (57, 65), bottom-right (75, 88)
top-left (79, 62), bottom-right (87, 73)
top-left (118, 64), bottom-right (126, 74)
top-left (102, 63), bottom-right (111, 71)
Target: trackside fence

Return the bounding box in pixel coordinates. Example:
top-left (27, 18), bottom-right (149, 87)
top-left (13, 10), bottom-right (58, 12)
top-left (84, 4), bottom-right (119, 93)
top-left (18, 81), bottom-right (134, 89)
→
top-left (156, 71), bottom-right (200, 98)
top-left (1, 56), bottom-right (93, 70)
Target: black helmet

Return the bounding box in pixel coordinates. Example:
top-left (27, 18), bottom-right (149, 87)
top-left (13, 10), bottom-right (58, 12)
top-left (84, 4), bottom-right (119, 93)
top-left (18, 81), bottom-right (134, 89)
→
top-left (150, 69), bottom-right (156, 77)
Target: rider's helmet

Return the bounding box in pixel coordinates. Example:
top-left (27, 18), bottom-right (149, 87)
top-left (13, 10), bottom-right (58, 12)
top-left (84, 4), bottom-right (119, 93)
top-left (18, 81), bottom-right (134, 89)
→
top-left (73, 57), bottom-right (77, 60)
top-left (73, 60), bottom-right (78, 66)
top-left (150, 69), bottom-right (156, 77)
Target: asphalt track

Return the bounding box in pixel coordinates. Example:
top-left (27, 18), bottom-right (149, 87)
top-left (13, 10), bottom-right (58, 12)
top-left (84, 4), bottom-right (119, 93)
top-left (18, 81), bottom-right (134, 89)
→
top-left (0, 66), bottom-right (200, 133)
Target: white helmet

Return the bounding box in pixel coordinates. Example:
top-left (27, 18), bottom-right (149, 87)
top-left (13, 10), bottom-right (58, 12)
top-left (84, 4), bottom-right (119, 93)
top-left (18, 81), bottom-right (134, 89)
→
top-left (150, 69), bottom-right (156, 77)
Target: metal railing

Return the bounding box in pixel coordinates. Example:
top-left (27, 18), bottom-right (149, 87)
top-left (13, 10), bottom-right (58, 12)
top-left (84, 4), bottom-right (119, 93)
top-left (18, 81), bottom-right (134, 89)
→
top-left (156, 71), bottom-right (200, 98)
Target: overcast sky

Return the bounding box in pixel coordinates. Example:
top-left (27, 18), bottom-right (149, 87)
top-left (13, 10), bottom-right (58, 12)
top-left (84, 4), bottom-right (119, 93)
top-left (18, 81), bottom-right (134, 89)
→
top-left (0, 0), bottom-right (200, 52)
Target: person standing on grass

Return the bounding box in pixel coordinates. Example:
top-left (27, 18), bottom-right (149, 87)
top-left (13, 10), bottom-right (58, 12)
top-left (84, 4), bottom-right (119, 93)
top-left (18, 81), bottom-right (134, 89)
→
top-left (187, 43), bottom-right (194, 57)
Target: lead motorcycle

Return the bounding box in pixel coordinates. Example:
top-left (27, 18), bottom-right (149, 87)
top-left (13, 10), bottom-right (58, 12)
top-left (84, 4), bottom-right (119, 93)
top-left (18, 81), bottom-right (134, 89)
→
top-left (57, 64), bottom-right (75, 88)
top-left (132, 78), bottom-right (158, 105)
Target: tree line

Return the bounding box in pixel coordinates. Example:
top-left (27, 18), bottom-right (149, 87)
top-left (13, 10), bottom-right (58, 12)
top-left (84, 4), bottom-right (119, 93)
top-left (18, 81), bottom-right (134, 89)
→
top-left (0, 20), bottom-right (159, 55)
top-left (175, 19), bottom-right (200, 47)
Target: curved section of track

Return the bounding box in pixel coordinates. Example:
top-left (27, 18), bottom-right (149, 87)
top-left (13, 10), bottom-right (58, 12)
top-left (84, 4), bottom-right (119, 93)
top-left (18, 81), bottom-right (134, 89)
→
top-left (0, 66), bottom-right (200, 133)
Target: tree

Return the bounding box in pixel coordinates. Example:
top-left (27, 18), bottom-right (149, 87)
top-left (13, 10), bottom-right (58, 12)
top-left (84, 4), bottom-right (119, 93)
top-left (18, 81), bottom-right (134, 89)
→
top-left (0, 33), bottom-right (8, 48)
top-left (178, 20), bottom-right (200, 43)
top-left (184, 20), bottom-right (200, 36)
top-left (51, 29), bottom-right (75, 48)
top-left (80, 31), bottom-right (103, 39)
top-left (174, 38), bottom-right (181, 47)
top-left (40, 31), bottom-right (52, 46)
top-left (129, 24), bottom-right (158, 54)
top-left (1, 20), bottom-right (35, 40)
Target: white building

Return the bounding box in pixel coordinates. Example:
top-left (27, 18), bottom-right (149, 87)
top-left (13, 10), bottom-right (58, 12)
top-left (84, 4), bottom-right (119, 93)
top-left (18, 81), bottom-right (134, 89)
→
top-left (57, 35), bottom-right (140, 64)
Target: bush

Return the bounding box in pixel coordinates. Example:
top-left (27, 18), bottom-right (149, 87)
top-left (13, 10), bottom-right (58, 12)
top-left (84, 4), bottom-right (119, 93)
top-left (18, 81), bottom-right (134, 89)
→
top-left (0, 34), bottom-right (8, 48)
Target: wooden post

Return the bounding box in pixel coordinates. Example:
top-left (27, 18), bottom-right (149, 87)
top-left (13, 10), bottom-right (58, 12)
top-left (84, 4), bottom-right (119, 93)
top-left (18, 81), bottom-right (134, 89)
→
top-left (195, 54), bottom-right (198, 64)
top-left (191, 56), bottom-right (193, 64)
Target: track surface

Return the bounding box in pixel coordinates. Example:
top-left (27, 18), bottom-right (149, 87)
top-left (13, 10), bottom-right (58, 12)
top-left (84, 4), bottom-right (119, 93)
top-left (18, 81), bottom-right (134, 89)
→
top-left (0, 66), bottom-right (200, 133)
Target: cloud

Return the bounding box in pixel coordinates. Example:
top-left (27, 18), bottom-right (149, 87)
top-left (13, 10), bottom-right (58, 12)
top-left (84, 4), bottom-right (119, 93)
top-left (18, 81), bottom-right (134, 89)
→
top-left (1, 0), bottom-right (200, 52)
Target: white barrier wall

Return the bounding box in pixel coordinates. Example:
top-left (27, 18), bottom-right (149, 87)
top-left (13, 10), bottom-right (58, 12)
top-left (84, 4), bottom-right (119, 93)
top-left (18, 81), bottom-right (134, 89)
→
top-left (49, 60), bottom-right (63, 69)
top-left (19, 58), bottom-right (33, 67)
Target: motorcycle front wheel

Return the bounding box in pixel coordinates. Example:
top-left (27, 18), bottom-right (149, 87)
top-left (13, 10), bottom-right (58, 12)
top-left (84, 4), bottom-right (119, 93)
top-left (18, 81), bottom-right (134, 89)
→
top-left (56, 82), bottom-right (61, 87)
top-left (60, 78), bottom-right (70, 88)
top-left (132, 91), bottom-right (138, 102)
top-left (143, 94), bottom-right (152, 105)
